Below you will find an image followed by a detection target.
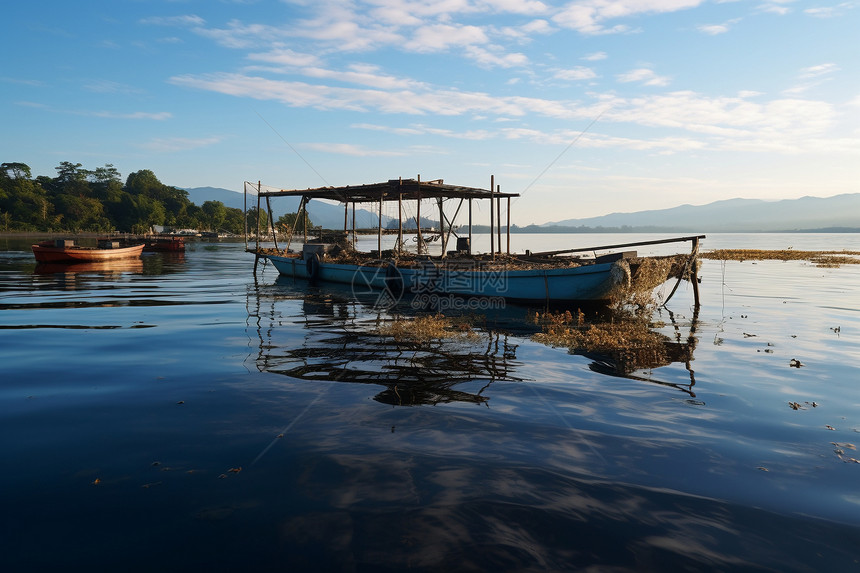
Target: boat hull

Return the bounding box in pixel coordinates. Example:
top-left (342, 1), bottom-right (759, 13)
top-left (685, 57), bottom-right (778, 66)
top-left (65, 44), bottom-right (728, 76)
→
top-left (143, 236), bottom-right (185, 252)
top-left (265, 254), bottom-right (624, 303)
top-left (31, 242), bottom-right (145, 263)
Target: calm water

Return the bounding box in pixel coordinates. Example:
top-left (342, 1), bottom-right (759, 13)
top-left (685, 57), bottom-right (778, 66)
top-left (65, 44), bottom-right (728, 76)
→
top-left (2, 233), bottom-right (860, 572)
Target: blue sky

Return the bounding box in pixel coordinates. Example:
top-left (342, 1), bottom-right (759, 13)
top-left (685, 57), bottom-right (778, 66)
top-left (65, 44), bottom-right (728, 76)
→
top-left (2, 0), bottom-right (858, 225)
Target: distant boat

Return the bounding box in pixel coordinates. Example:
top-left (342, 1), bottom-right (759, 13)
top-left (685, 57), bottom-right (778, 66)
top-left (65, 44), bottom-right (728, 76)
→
top-left (143, 236), bottom-right (185, 252)
top-left (31, 239), bottom-right (145, 263)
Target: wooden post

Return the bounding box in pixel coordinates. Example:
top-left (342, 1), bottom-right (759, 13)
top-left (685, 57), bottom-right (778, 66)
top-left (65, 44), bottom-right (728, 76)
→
top-left (438, 197), bottom-right (447, 258)
top-left (416, 176), bottom-right (423, 254)
top-left (398, 190), bottom-right (403, 255)
top-left (378, 189), bottom-right (383, 259)
top-left (255, 188), bottom-right (262, 251)
top-left (302, 197), bottom-right (308, 244)
top-left (351, 202), bottom-right (356, 248)
top-left (506, 196), bottom-right (511, 255)
top-left (468, 198), bottom-right (473, 255)
top-left (691, 237), bottom-right (701, 308)
top-left (490, 175), bottom-right (495, 259)
top-left (496, 190), bottom-right (501, 255)
top-left (397, 177), bottom-right (403, 254)
top-left (266, 195), bottom-right (278, 251)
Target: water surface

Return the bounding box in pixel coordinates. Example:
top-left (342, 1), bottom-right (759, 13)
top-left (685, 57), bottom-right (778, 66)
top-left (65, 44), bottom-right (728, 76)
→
top-left (2, 234), bottom-right (859, 571)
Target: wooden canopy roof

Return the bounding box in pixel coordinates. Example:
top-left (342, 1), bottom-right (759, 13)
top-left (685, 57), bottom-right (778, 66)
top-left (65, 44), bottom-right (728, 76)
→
top-left (257, 178), bottom-right (519, 203)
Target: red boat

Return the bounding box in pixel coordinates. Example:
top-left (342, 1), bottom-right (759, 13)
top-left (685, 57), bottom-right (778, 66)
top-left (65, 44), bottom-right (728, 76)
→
top-left (31, 239), bottom-right (145, 263)
top-left (143, 236), bottom-right (185, 252)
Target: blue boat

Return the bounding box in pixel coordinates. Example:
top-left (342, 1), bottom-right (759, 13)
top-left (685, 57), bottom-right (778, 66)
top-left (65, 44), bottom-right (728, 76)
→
top-left (246, 178), bottom-right (704, 307)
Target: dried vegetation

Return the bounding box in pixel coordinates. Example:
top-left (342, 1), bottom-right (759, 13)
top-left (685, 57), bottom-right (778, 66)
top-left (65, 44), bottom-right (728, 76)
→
top-left (376, 313), bottom-right (478, 344)
top-left (532, 309), bottom-right (674, 373)
top-left (701, 249), bottom-right (860, 268)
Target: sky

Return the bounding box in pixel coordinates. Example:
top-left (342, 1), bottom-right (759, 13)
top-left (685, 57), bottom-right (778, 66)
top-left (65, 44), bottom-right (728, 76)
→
top-left (2, 0), bottom-right (858, 225)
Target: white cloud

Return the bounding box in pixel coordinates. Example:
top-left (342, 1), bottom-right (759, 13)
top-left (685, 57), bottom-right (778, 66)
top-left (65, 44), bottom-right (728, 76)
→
top-left (616, 68), bottom-right (671, 86)
top-left (404, 24), bottom-right (489, 52)
top-left (302, 142), bottom-right (406, 156)
top-left (553, 0), bottom-right (704, 34)
top-left (89, 111), bottom-right (173, 120)
top-left (82, 80), bottom-right (144, 95)
top-left (169, 72), bottom-right (587, 118)
top-left (554, 66), bottom-right (597, 81)
top-left (138, 137), bottom-right (222, 153)
top-left (247, 49), bottom-right (322, 68)
top-left (582, 51), bottom-right (607, 61)
top-left (804, 4), bottom-right (854, 18)
top-left (798, 63), bottom-right (839, 80)
top-left (139, 15), bottom-right (205, 27)
top-left (697, 23), bottom-right (728, 34)
top-left (784, 63), bottom-right (839, 95)
top-left (352, 122), bottom-right (495, 140)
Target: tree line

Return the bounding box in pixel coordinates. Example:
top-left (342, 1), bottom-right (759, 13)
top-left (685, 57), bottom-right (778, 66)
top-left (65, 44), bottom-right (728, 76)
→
top-left (0, 161), bottom-right (258, 234)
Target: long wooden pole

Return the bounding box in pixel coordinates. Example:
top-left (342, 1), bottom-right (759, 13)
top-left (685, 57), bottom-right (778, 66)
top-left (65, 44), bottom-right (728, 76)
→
top-left (266, 195), bottom-right (278, 251)
top-left (529, 235), bottom-right (707, 258)
top-left (438, 197), bottom-right (446, 258)
top-left (691, 237), bottom-right (701, 308)
top-left (398, 186), bottom-right (403, 255)
top-left (468, 198), bottom-right (473, 255)
top-left (506, 196), bottom-right (511, 255)
top-left (416, 175), bottom-right (423, 254)
top-left (378, 189), bottom-right (383, 258)
top-left (496, 190), bottom-right (501, 255)
top-left (490, 175), bottom-right (495, 259)
top-left (255, 188), bottom-right (261, 250)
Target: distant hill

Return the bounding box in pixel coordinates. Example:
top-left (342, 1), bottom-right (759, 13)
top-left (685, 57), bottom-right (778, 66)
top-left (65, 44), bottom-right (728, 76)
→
top-left (543, 193), bottom-right (860, 232)
top-left (184, 186), bottom-right (396, 229)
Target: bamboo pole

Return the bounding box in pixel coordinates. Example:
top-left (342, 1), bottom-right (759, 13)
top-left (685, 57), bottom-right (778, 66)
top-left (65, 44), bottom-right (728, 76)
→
top-left (302, 197), bottom-right (308, 244)
top-left (377, 189), bottom-right (383, 258)
top-left (691, 237), bottom-right (701, 308)
top-left (438, 197), bottom-right (446, 258)
top-left (416, 175), bottom-right (423, 254)
top-left (496, 190), bottom-right (501, 255)
top-left (490, 175), bottom-right (495, 259)
top-left (506, 196), bottom-right (511, 255)
top-left (398, 187), bottom-right (403, 256)
top-left (468, 198), bottom-right (473, 255)
top-left (266, 195), bottom-right (278, 251)
top-left (351, 202), bottom-right (356, 248)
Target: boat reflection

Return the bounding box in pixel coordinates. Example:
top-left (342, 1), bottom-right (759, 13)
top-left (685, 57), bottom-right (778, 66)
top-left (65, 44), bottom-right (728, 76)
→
top-left (249, 278), bottom-right (526, 406)
top-left (249, 277), bottom-right (701, 404)
top-left (578, 311), bottom-right (699, 398)
top-left (34, 258), bottom-right (145, 275)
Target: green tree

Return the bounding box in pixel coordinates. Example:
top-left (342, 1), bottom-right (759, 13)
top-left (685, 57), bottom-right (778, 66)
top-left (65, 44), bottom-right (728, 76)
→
top-left (0, 163), bottom-right (58, 230)
top-left (55, 193), bottom-right (110, 231)
top-left (53, 161), bottom-right (91, 198)
top-left (223, 207), bottom-right (245, 235)
top-left (125, 169), bottom-right (162, 196)
top-left (201, 200), bottom-right (227, 231)
top-left (247, 206), bottom-right (268, 234)
top-left (277, 211), bottom-right (313, 234)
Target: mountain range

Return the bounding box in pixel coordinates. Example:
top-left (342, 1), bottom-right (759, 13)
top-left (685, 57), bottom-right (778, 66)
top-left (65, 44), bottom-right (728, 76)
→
top-left (541, 193), bottom-right (860, 232)
top-left (185, 186), bottom-right (391, 229)
top-left (186, 187), bottom-right (859, 232)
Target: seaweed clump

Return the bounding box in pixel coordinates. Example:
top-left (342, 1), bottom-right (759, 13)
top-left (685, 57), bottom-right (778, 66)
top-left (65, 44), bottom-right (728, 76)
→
top-left (376, 313), bottom-right (478, 344)
top-left (701, 249), bottom-right (860, 268)
top-left (607, 255), bottom-right (694, 313)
